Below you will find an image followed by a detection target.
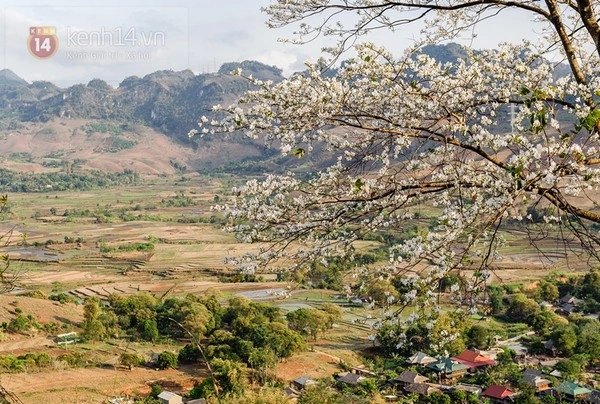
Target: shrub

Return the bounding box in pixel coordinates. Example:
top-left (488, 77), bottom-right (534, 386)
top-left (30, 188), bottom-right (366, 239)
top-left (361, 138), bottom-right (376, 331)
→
top-left (156, 351), bottom-right (178, 370)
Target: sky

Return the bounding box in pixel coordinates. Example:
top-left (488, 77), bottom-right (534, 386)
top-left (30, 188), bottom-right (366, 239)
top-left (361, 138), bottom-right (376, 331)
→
top-left (0, 0), bottom-right (543, 87)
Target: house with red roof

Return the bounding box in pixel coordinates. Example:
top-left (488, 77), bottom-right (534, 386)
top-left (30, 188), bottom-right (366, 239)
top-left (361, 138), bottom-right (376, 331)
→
top-left (451, 349), bottom-right (496, 371)
top-left (482, 385), bottom-right (516, 403)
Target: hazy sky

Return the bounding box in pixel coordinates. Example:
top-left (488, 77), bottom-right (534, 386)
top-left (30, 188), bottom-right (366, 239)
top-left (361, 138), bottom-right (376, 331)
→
top-left (0, 0), bottom-right (542, 87)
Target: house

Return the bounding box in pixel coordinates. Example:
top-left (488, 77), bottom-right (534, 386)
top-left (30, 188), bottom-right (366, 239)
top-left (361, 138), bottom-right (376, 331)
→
top-left (426, 358), bottom-right (469, 383)
top-left (505, 343), bottom-right (528, 361)
top-left (559, 294), bottom-right (582, 305)
top-left (351, 365), bottom-right (377, 377)
top-left (390, 370), bottom-right (428, 388)
top-left (560, 303), bottom-right (578, 314)
top-left (482, 385), bottom-right (516, 403)
top-left (520, 368), bottom-right (552, 392)
top-left (478, 348), bottom-right (504, 361)
top-left (558, 294), bottom-right (583, 315)
top-left (55, 331), bottom-right (79, 346)
top-left (544, 339), bottom-right (558, 356)
top-left (406, 351), bottom-right (437, 366)
top-left (404, 383), bottom-right (441, 397)
top-left (336, 372), bottom-right (366, 385)
top-left (186, 400), bottom-right (207, 404)
top-left (451, 349), bottom-right (496, 371)
top-left (452, 383), bottom-right (482, 398)
top-left (292, 376), bottom-right (317, 390)
top-left (549, 368), bottom-right (563, 378)
top-left (157, 391), bottom-right (183, 404)
top-left (556, 381), bottom-right (592, 401)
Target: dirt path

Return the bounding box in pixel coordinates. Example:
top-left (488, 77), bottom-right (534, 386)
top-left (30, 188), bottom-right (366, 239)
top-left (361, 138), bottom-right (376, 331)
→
top-left (0, 336), bottom-right (54, 353)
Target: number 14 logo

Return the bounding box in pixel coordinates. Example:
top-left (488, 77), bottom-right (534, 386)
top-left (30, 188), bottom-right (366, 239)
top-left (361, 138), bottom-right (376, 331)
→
top-left (28, 26), bottom-right (59, 59)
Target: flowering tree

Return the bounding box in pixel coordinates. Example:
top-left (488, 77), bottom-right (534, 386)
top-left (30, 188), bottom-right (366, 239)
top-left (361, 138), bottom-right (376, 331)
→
top-left (192, 1), bottom-right (600, 352)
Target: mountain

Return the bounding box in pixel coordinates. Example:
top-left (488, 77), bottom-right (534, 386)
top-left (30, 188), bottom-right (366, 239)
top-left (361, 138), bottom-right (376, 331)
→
top-left (0, 69), bottom-right (28, 88)
top-left (0, 61), bottom-right (283, 144)
top-left (421, 42), bottom-right (470, 64)
top-left (1, 46), bottom-right (570, 178)
top-left (0, 61), bottom-right (288, 176)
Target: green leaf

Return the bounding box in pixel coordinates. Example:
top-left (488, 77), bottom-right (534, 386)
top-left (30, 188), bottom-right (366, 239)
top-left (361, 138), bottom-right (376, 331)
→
top-left (519, 87), bottom-right (530, 96)
top-left (292, 148), bottom-right (305, 158)
top-left (580, 109), bottom-right (600, 132)
top-left (353, 178), bottom-right (365, 192)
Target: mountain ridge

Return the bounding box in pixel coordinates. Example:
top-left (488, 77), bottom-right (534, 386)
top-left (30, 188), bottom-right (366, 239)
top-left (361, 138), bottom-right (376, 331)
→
top-left (2, 43), bottom-right (560, 177)
top-left (0, 61), bottom-right (284, 145)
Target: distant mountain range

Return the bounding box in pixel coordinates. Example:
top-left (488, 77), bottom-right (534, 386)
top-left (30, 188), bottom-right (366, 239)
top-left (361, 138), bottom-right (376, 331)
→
top-left (0, 61), bottom-right (284, 144)
top-left (0, 43), bottom-right (570, 177)
top-left (0, 61), bottom-right (293, 176)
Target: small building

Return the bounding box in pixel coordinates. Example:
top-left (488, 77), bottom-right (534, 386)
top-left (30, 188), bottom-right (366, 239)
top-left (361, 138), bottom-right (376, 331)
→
top-left (451, 349), bottom-right (496, 371)
top-left (558, 294), bottom-right (583, 315)
top-left (559, 294), bottom-right (582, 305)
top-left (520, 368), bottom-right (551, 392)
top-left (539, 359), bottom-right (559, 368)
top-left (544, 339), bottom-right (558, 356)
top-left (426, 358), bottom-right (469, 383)
top-left (391, 370), bottom-right (428, 388)
top-left (556, 381), bottom-right (592, 401)
top-left (549, 369), bottom-right (562, 378)
top-left (406, 351), bottom-right (437, 366)
top-left (404, 383), bottom-right (441, 397)
top-left (336, 372), bottom-right (366, 386)
top-left (55, 331), bottom-right (79, 346)
top-left (157, 391), bottom-right (183, 404)
top-left (292, 376), bottom-right (317, 390)
top-left (452, 383), bottom-right (482, 398)
top-left (482, 385), bottom-right (516, 403)
top-left (559, 303), bottom-right (578, 315)
top-left (351, 365), bottom-right (377, 377)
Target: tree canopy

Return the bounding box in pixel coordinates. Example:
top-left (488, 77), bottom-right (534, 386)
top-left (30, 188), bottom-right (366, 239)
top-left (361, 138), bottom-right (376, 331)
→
top-left (192, 0), bottom-right (600, 353)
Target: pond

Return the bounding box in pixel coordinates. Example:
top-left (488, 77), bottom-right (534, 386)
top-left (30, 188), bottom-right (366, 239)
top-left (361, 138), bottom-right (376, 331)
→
top-left (4, 246), bottom-right (60, 262)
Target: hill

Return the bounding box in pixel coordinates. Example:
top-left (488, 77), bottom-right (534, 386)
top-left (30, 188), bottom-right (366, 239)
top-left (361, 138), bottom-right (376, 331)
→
top-left (0, 61), bottom-right (286, 176)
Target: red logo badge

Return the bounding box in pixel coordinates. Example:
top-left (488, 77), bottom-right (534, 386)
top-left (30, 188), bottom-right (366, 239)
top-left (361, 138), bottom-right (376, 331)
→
top-left (28, 26), bottom-right (59, 59)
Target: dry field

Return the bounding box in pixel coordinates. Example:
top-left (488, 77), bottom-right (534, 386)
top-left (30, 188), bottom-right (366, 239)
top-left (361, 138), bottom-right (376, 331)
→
top-left (1, 364), bottom-right (203, 404)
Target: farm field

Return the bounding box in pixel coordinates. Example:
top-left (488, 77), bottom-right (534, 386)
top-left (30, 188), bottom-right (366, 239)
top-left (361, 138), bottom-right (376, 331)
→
top-left (0, 174), bottom-right (595, 402)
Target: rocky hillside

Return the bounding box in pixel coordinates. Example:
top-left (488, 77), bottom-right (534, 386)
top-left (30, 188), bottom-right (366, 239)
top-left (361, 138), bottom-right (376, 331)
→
top-left (0, 61), bottom-right (283, 144)
top-left (0, 62), bottom-right (289, 176)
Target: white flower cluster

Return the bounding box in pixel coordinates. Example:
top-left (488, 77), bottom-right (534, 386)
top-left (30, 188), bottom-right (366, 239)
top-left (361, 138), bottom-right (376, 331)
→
top-left (191, 0), bottom-right (600, 353)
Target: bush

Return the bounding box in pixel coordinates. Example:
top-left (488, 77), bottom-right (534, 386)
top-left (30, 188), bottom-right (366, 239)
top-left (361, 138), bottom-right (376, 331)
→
top-left (178, 344), bottom-right (203, 362)
top-left (7, 315), bottom-right (34, 333)
top-left (149, 383), bottom-right (163, 399)
top-left (156, 351), bottom-right (178, 370)
top-left (49, 293), bottom-right (78, 304)
top-left (119, 352), bottom-right (142, 369)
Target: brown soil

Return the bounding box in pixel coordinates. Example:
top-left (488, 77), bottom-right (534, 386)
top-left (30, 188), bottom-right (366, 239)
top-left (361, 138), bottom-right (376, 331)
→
top-left (1, 365), bottom-right (202, 404)
top-left (0, 120), bottom-right (195, 175)
top-left (275, 350), bottom-right (343, 382)
top-left (0, 295), bottom-right (82, 325)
